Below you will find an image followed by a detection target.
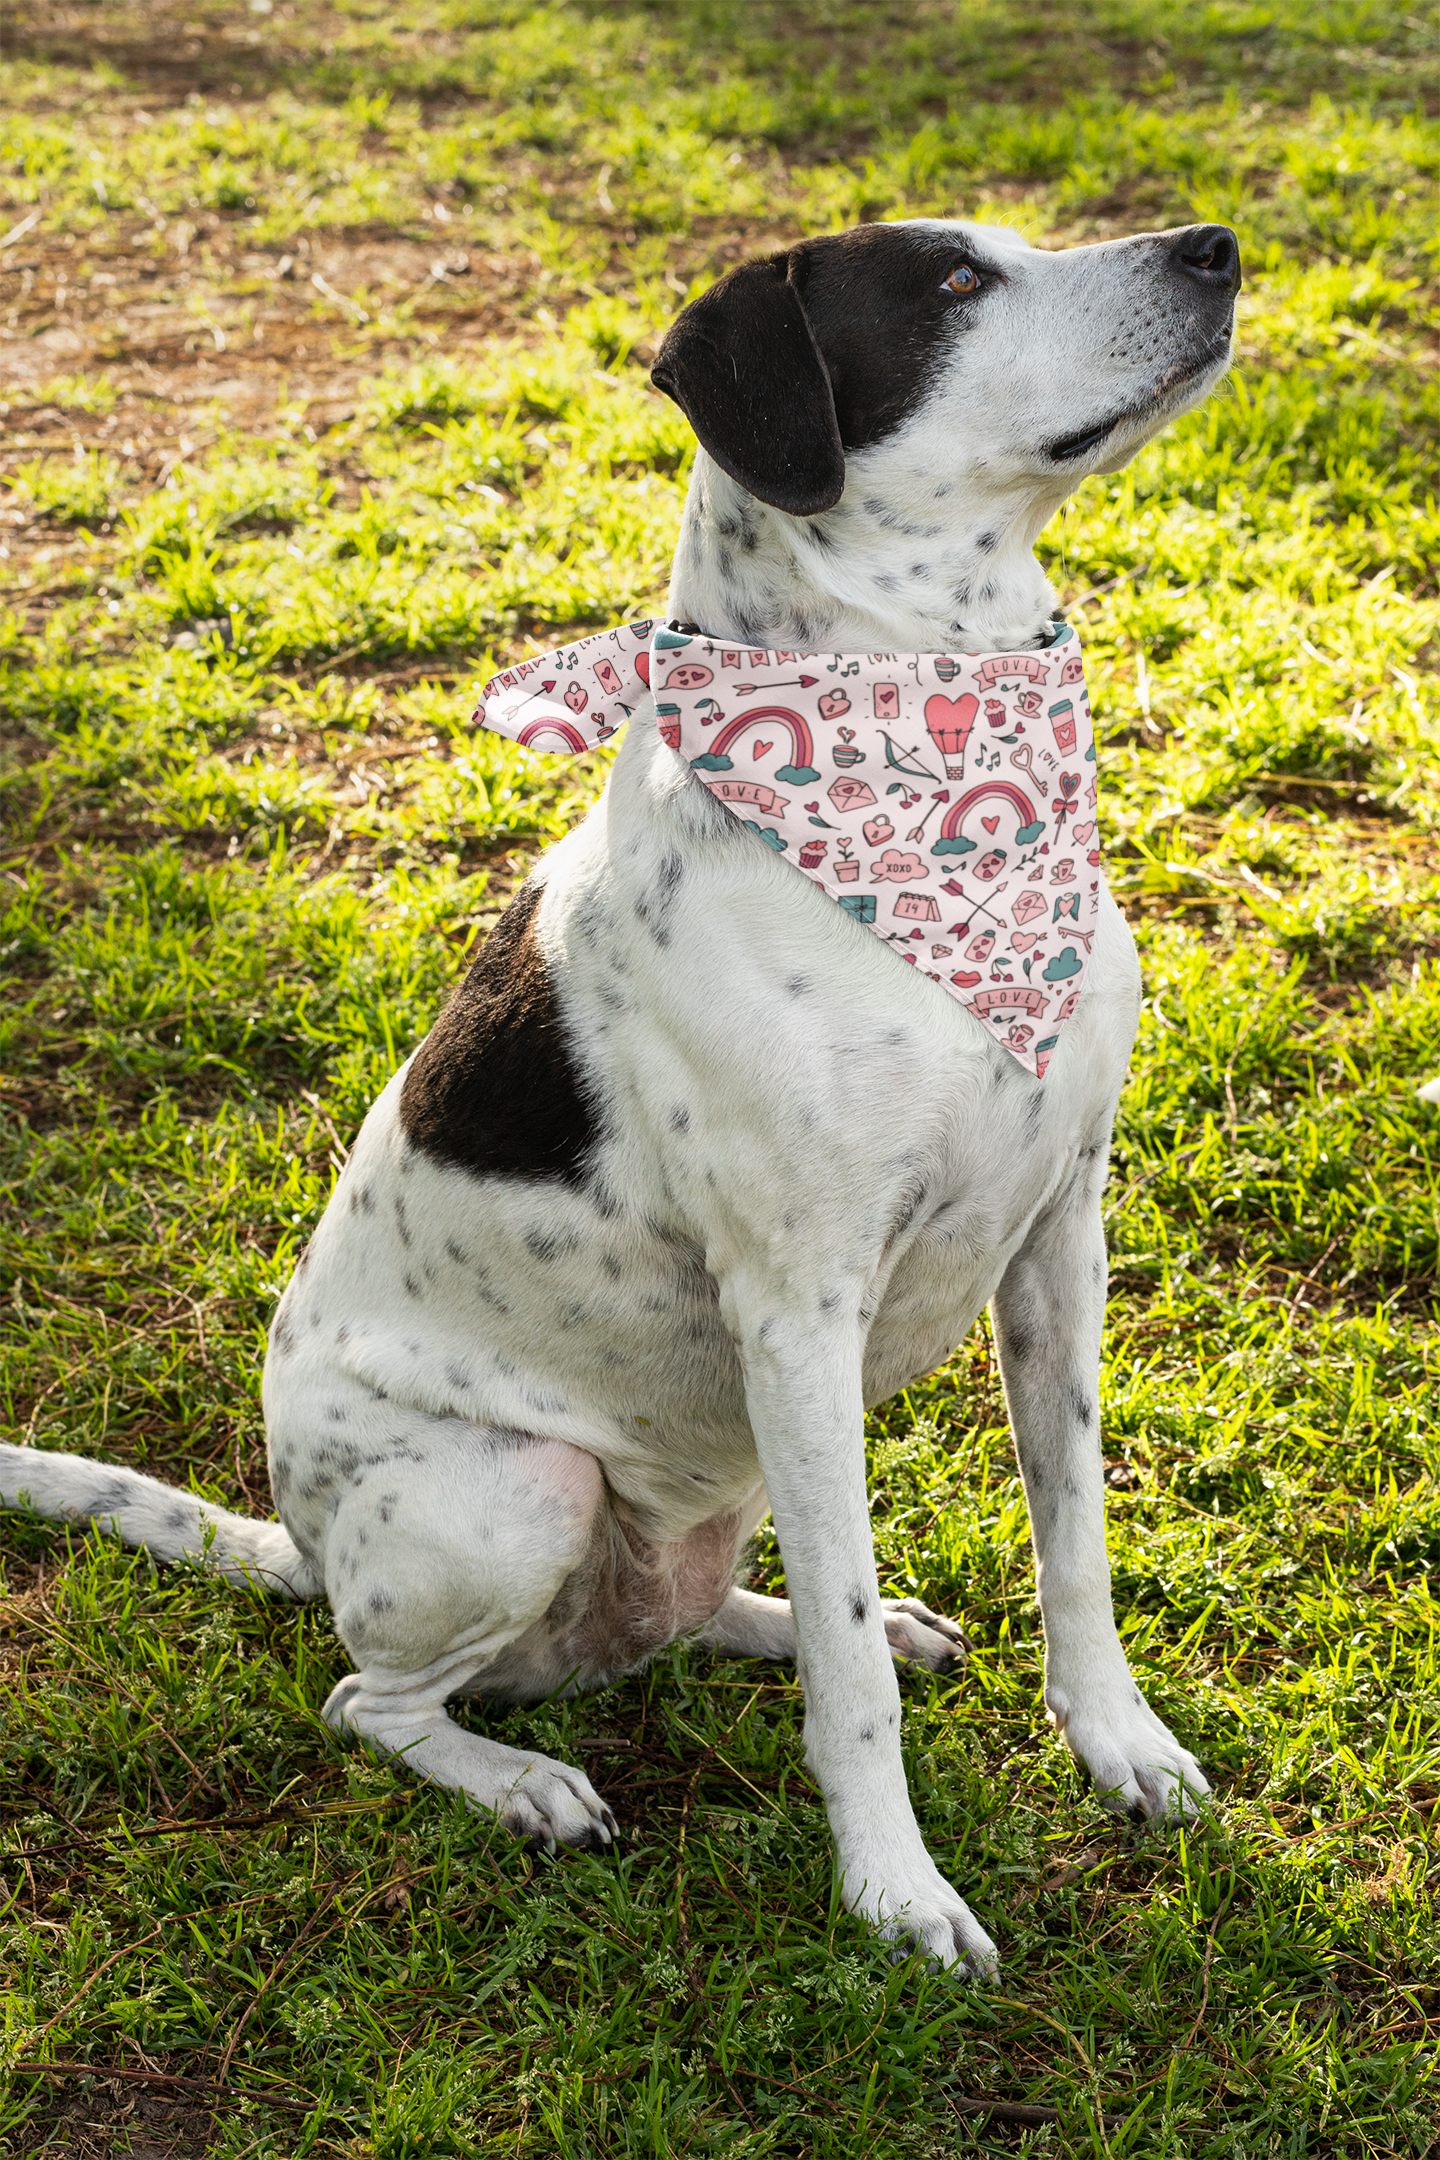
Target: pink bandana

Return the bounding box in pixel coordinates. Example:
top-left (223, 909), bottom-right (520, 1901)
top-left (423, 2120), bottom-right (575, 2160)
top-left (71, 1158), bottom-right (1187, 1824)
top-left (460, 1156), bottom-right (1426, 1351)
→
top-left (476, 621), bottom-right (1100, 1077)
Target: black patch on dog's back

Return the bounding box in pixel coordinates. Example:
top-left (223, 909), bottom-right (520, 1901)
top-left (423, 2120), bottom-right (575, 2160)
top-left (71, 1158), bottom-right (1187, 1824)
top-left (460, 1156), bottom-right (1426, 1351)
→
top-left (400, 883), bottom-right (598, 1184)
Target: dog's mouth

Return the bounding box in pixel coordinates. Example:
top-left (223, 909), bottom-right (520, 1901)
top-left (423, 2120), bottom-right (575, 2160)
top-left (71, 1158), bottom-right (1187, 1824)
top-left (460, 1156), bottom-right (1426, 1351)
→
top-left (1043, 330), bottom-right (1234, 465)
top-left (1046, 418), bottom-right (1120, 463)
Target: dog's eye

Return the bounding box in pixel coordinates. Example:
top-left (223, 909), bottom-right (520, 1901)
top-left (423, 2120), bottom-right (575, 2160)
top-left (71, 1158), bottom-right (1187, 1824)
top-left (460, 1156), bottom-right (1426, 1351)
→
top-left (943, 263), bottom-right (982, 295)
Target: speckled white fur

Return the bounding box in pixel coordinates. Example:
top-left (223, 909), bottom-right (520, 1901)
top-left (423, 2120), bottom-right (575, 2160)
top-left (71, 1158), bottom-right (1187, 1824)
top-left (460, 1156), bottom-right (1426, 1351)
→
top-left (0, 217), bottom-right (1234, 1974)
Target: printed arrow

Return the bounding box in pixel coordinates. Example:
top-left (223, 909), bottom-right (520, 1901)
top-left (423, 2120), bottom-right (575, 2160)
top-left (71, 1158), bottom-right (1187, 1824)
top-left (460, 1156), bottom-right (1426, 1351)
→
top-left (735, 676), bottom-right (819, 693)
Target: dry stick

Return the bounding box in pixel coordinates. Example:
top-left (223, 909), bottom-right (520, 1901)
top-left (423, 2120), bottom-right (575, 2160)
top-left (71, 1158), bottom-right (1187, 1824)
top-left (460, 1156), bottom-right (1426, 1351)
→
top-left (26, 1920), bottom-right (170, 2048)
top-left (9, 2060), bottom-right (316, 2116)
top-left (989, 1994), bottom-right (1095, 2077)
top-left (671, 1685), bottom-right (765, 2132)
top-left (1, 1788), bottom-right (408, 1864)
top-left (215, 1882), bottom-right (345, 2083)
top-left (20, 1608), bottom-right (216, 1798)
top-left (1179, 1866), bottom-right (1238, 2054)
top-left (1282, 1235), bottom-right (1341, 1325)
top-left (946, 2091), bottom-right (1130, 2132)
top-left (17, 1883), bottom-right (303, 2046)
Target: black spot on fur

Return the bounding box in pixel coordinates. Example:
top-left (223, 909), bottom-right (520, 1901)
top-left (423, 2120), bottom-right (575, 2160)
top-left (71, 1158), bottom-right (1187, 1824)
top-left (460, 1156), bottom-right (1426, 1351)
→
top-left (849, 1589), bottom-right (869, 1626)
top-left (670, 1105), bottom-right (690, 1134)
top-left (785, 974), bottom-right (812, 998)
top-left (976, 529), bottom-right (996, 552)
top-left (399, 881), bottom-right (599, 1186)
top-left (368, 1589), bottom-right (396, 1615)
top-left (858, 1725), bottom-right (875, 1742)
top-left (1073, 1391), bottom-right (1093, 1426)
top-left (403, 1274), bottom-right (421, 1298)
top-left (601, 1252), bottom-right (623, 1280)
top-left (394, 1195), bottom-right (412, 1248)
top-left (271, 1315), bottom-right (294, 1356)
top-left (634, 850), bottom-right (686, 950)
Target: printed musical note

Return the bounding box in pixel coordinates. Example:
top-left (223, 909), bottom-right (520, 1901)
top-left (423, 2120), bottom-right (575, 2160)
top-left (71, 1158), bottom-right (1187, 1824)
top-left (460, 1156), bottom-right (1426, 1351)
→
top-left (839, 660), bottom-right (859, 677)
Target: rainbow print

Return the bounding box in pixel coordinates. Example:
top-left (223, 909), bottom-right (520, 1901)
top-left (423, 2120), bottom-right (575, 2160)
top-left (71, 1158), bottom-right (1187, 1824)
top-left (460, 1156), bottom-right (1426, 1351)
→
top-left (932, 782), bottom-right (1045, 855)
top-left (689, 706), bottom-right (820, 786)
top-left (517, 718), bottom-right (591, 755)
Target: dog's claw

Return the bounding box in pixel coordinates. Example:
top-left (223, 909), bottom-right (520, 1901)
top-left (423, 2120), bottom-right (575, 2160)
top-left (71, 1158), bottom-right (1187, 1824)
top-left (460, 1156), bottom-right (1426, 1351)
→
top-left (1049, 1680), bottom-right (1210, 1823)
top-left (882, 1596), bottom-right (971, 1672)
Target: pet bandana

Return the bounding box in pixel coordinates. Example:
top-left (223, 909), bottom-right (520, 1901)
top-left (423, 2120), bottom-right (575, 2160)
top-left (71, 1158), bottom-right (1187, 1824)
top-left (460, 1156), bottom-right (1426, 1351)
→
top-left (476, 621), bottom-right (1100, 1077)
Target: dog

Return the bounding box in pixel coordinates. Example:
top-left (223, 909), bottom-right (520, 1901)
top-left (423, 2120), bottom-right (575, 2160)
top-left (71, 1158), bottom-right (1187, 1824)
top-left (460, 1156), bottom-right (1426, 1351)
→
top-left (1, 214), bottom-right (1242, 1973)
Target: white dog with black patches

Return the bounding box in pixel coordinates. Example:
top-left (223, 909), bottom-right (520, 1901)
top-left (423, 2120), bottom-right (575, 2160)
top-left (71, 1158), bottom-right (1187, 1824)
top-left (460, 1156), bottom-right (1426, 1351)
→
top-left (1, 215), bottom-right (1242, 1974)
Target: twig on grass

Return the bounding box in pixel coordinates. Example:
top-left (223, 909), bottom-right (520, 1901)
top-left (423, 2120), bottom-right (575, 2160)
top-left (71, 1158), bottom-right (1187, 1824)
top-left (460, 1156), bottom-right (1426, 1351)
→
top-left (671, 1685), bottom-right (766, 2132)
top-left (0, 1787), bottom-right (410, 1863)
top-left (9, 2058), bottom-right (319, 2116)
top-left (25, 1920), bottom-right (170, 2047)
top-left (18, 1607), bottom-right (217, 1798)
top-left (1179, 1866), bottom-right (1238, 2054)
top-left (945, 2090), bottom-right (1131, 2131)
top-left (216, 1881), bottom-right (345, 2081)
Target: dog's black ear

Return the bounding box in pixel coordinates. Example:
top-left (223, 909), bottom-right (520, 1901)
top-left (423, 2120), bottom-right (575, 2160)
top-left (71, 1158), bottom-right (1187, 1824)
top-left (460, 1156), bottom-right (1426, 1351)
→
top-left (651, 254), bottom-right (845, 517)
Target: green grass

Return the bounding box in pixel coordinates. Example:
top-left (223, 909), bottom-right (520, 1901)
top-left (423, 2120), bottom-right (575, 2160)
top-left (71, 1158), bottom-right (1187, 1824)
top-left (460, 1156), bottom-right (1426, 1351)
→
top-left (2, 0), bottom-right (1439, 2153)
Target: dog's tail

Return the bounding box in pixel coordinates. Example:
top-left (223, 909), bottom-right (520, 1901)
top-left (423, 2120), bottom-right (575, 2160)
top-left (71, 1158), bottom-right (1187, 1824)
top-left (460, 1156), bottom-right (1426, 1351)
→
top-left (0, 1443), bottom-right (323, 1601)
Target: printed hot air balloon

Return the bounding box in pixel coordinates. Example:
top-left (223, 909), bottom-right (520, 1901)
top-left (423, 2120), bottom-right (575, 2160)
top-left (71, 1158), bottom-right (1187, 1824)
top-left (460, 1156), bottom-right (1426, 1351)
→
top-left (923, 692), bottom-right (979, 778)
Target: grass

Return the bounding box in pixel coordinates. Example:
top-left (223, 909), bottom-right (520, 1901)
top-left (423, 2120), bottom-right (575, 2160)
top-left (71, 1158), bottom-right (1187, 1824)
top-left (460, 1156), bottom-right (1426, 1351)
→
top-left (1, 0), bottom-right (1439, 2152)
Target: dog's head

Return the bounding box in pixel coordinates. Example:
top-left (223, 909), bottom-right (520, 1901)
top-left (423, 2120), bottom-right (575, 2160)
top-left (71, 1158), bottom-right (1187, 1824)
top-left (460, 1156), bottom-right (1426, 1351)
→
top-left (652, 218), bottom-right (1241, 519)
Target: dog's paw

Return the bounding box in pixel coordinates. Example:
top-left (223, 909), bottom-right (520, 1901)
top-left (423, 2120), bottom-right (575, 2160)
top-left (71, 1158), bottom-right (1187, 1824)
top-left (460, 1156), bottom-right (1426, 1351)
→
top-left (321, 1678), bottom-right (618, 1854)
top-left (494, 1751), bottom-right (620, 1855)
top-left (850, 1863), bottom-right (998, 1977)
top-left (881, 1597), bottom-right (971, 1673)
top-left (1047, 1680), bottom-right (1209, 1822)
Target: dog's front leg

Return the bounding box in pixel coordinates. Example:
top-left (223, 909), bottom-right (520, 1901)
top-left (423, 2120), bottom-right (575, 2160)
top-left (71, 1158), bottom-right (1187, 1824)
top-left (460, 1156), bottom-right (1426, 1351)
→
top-left (728, 1284), bottom-right (997, 1973)
top-left (992, 1173), bottom-right (1210, 1820)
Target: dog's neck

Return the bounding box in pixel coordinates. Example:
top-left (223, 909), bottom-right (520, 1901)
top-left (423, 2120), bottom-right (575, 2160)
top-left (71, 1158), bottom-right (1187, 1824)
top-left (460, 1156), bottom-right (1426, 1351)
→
top-left (668, 449), bottom-right (1066, 654)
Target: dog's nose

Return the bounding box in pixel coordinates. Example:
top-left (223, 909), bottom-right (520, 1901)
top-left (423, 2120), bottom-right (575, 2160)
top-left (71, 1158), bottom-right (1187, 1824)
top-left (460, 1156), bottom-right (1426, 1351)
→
top-left (1169, 224), bottom-right (1242, 295)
